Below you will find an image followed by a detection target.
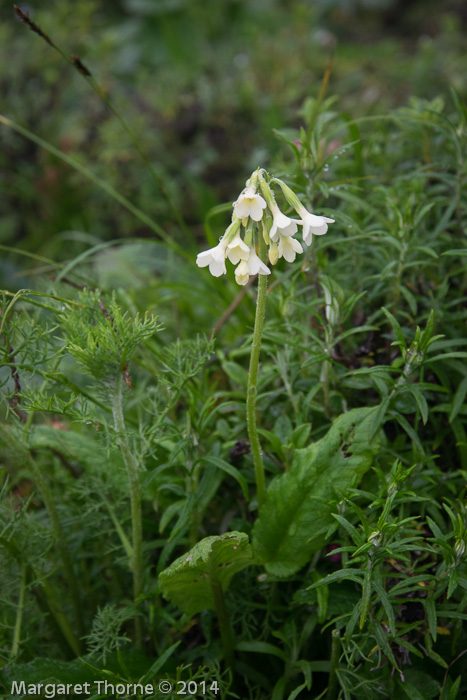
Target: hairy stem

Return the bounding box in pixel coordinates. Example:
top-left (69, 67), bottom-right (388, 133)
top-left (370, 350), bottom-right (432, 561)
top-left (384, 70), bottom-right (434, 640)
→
top-left (246, 235), bottom-right (268, 510)
top-left (327, 628), bottom-right (341, 700)
top-left (111, 372), bottom-right (143, 648)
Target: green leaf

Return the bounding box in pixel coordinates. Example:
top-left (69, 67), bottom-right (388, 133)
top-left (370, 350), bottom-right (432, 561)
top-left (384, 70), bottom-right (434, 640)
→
top-left (425, 352), bottom-right (467, 364)
top-left (274, 415), bottom-right (293, 444)
top-left (159, 532), bottom-right (254, 617)
top-left (235, 640), bottom-right (287, 662)
top-left (405, 384), bottom-right (429, 425)
top-left (400, 285), bottom-right (418, 315)
top-left (424, 597), bottom-right (437, 641)
top-left (202, 456), bottom-right (249, 500)
top-left (399, 682), bottom-right (427, 700)
top-left (222, 361), bottom-right (248, 388)
top-left (381, 307), bottom-right (406, 348)
top-left (291, 423), bottom-right (312, 449)
top-left (450, 376), bottom-right (467, 423)
top-left (140, 642), bottom-right (181, 681)
top-left (394, 413), bottom-right (424, 453)
top-left (424, 633), bottom-right (448, 668)
top-left (360, 563), bottom-right (373, 629)
top-left (311, 571), bottom-right (329, 623)
top-left (332, 513), bottom-right (365, 547)
top-left (402, 668), bottom-right (442, 698)
top-left (252, 408), bottom-right (381, 576)
top-left (159, 500), bottom-right (184, 535)
top-left (374, 624), bottom-right (398, 669)
top-left (448, 676), bottom-right (462, 700)
top-left (286, 683), bottom-right (308, 700)
top-left (373, 581), bottom-right (396, 635)
top-left (309, 568), bottom-right (364, 588)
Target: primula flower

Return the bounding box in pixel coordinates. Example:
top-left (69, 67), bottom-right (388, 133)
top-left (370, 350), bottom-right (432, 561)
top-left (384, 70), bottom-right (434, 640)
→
top-left (278, 234), bottom-right (303, 263)
top-left (233, 187), bottom-right (267, 222)
top-left (295, 207), bottom-right (335, 246)
top-left (235, 247), bottom-right (271, 286)
top-left (272, 177), bottom-right (334, 245)
top-left (248, 247), bottom-right (271, 276)
top-left (196, 239), bottom-right (228, 277)
top-left (227, 231), bottom-right (250, 264)
top-left (269, 206), bottom-right (298, 242)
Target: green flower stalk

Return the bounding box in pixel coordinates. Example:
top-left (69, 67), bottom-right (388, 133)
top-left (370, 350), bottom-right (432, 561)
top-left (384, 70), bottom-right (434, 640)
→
top-left (196, 169), bottom-right (335, 508)
top-left (246, 229), bottom-right (268, 508)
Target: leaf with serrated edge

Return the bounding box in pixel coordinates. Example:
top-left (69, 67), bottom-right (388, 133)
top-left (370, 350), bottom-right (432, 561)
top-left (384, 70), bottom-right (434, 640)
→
top-left (159, 532), bottom-right (254, 617)
top-left (252, 407), bottom-right (381, 577)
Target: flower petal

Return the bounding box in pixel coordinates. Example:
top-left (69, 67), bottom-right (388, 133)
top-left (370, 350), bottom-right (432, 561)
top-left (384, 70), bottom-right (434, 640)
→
top-left (280, 220), bottom-right (298, 236)
top-left (249, 202), bottom-right (264, 221)
top-left (234, 200), bottom-right (251, 219)
top-left (196, 250), bottom-right (212, 268)
top-left (310, 223), bottom-right (328, 236)
top-left (209, 258), bottom-right (227, 276)
top-left (248, 251), bottom-right (261, 275)
top-left (257, 260), bottom-right (271, 275)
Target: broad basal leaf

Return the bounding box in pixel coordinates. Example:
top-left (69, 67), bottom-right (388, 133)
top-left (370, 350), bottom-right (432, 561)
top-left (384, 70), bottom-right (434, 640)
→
top-left (159, 532), bottom-right (254, 618)
top-left (252, 407), bottom-right (382, 577)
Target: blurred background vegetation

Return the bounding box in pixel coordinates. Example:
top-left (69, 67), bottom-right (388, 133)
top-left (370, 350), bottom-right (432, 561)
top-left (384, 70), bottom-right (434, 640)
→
top-left (1, 0), bottom-right (466, 278)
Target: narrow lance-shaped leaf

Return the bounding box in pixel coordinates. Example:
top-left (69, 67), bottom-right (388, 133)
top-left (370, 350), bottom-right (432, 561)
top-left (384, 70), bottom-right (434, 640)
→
top-left (158, 532), bottom-right (254, 618)
top-left (252, 407), bottom-right (382, 577)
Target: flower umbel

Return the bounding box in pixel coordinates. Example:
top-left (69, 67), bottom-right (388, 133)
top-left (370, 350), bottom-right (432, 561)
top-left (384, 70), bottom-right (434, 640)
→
top-left (196, 169), bottom-right (334, 285)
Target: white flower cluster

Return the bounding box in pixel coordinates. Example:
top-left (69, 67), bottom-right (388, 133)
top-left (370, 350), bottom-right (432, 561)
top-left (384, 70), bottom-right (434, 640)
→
top-left (196, 169), bottom-right (334, 286)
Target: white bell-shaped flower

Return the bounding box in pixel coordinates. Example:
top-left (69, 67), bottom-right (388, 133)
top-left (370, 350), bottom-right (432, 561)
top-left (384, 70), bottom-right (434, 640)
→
top-left (278, 234), bottom-right (303, 263)
top-left (247, 247), bottom-right (271, 277)
top-left (268, 208), bottom-right (298, 243)
top-left (196, 240), bottom-right (228, 277)
top-left (226, 231), bottom-right (250, 264)
top-left (233, 187), bottom-right (267, 222)
top-left (296, 206), bottom-right (335, 245)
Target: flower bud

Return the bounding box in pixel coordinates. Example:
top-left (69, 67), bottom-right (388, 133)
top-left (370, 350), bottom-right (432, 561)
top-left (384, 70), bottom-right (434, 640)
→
top-left (269, 242), bottom-right (279, 265)
top-left (235, 260), bottom-right (250, 286)
top-left (272, 177), bottom-right (304, 213)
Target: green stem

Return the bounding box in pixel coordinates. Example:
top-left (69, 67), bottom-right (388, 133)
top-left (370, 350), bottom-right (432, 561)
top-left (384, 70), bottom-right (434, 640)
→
top-left (111, 372), bottom-right (144, 648)
top-left (211, 578), bottom-right (234, 668)
top-left (10, 565), bottom-right (27, 660)
top-left (246, 235), bottom-right (268, 510)
top-left (327, 628), bottom-right (341, 700)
